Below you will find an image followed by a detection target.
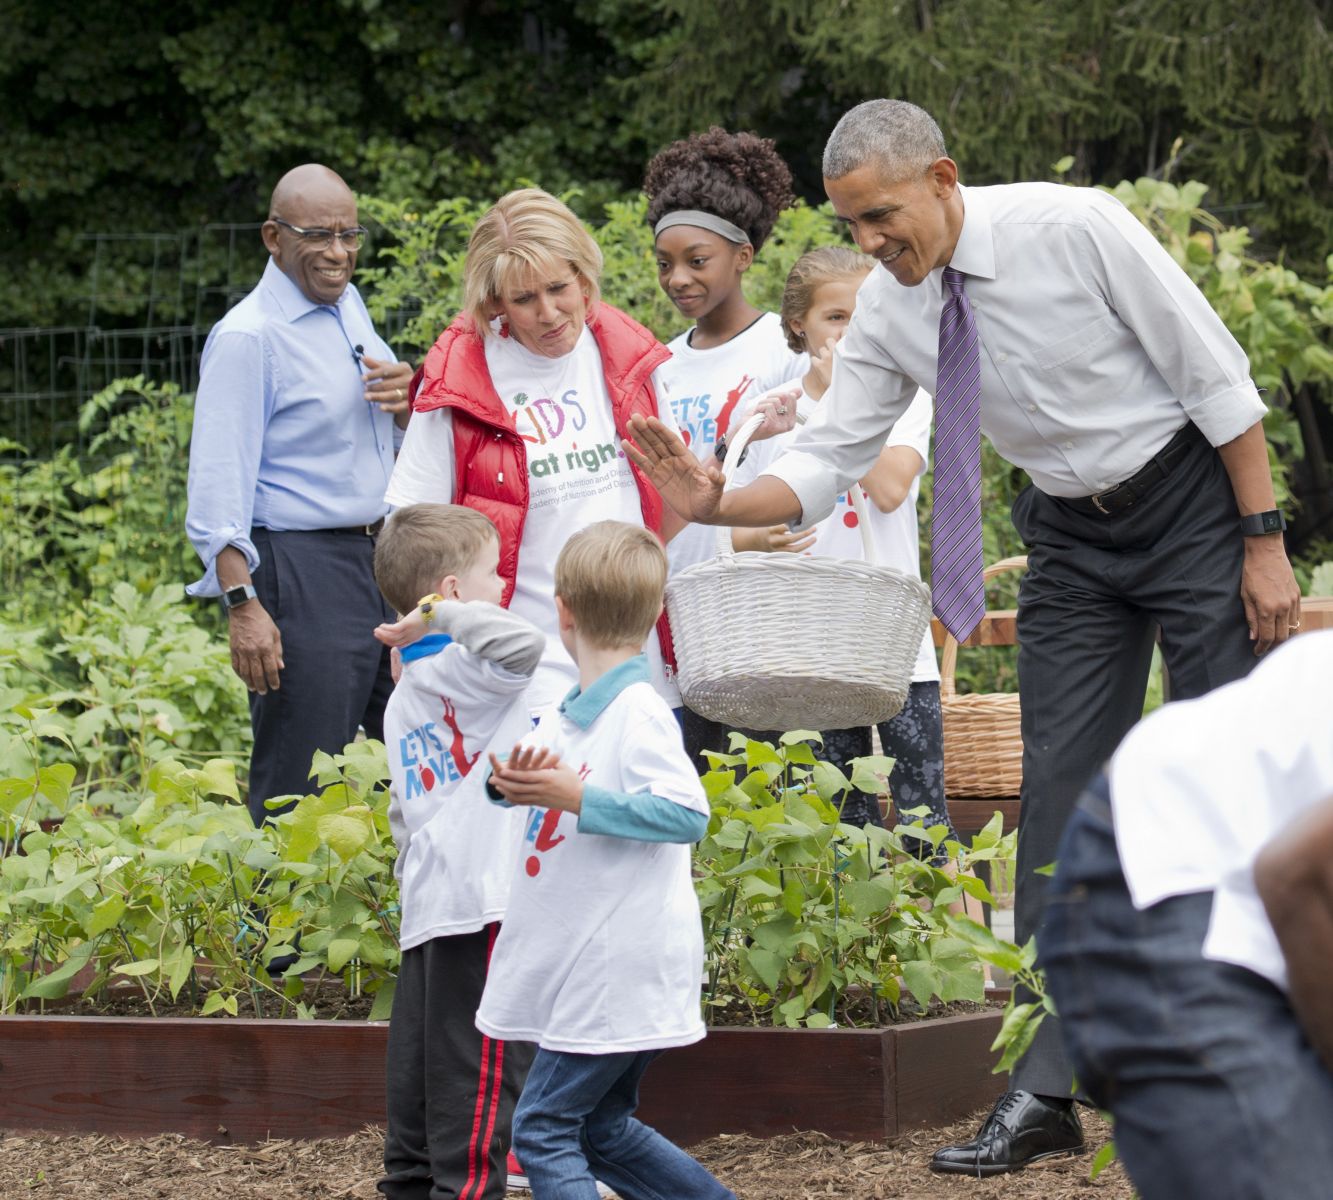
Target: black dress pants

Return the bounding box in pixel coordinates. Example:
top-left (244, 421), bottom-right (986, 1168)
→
top-left (246, 527), bottom-right (394, 822)
top-left (1009, 429), bottom-right (1257, 1098)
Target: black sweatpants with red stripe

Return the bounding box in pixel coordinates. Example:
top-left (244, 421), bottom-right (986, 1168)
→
top-left (379, 925), bottom-right (534, 1200)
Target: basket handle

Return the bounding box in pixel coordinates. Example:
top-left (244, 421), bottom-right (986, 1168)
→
top-left (938, 555), bottom-right (1028, 699)
top-left (713, 410), bottom-right (881, 565)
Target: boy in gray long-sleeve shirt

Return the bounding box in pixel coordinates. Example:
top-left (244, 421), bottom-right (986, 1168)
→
top-left (372, 504), bottom-right (545, 1200)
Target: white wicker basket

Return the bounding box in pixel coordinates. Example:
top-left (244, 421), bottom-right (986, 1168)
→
top-left (665, 412), bottom-right (932, 731)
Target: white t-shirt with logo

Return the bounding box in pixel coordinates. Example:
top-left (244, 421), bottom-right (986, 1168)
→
top-left (385, 634), bottom-right (535, 951)
top-left (738, 383), bottom-right (939, 683)
top-left (657, 312), bottom-right (804, 575)
top-left (386, 326), bottom-right (679, 710)
top-left (474, 680), bottom-right (709, 1053)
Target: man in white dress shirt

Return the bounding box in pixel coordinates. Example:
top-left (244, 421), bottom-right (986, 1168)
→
top-left (1040, 632), bottom-right (1333, 1199)
top-left (625, 98), bottom-right (1301, 1174)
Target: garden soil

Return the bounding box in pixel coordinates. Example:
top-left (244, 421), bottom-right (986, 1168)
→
top-left (0, 1110), bottom-right (1131, 1198)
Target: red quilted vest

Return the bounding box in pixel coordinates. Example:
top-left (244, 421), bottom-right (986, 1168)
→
top-left (409, 303), bottom-right (676, 671)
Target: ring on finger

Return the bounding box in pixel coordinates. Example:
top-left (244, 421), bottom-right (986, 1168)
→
top-left (775, 405), bottom-right (788, 415)
top-left (1289, 620), bottom-right (1302, 630)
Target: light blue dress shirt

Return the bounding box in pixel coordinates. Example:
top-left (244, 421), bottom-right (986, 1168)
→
top-left (185, 258), bottom-right (400, 596)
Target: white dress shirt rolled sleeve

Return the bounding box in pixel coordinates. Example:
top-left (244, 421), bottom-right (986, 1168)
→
top-left (1078, 190), bottom-right (1265, 448)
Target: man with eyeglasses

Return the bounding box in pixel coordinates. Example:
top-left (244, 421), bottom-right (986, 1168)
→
top-left (186, 162), bottom-right (413, 830)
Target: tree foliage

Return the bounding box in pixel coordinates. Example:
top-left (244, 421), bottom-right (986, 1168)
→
top-left (2, 0), bottom-right (1329, 328)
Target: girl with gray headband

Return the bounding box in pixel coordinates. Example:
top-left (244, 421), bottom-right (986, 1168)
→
top-left (642, 127), bottom-right (804, 764)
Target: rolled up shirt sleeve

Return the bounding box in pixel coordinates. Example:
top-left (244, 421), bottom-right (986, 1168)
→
top-left (761, 325), bottom-right (918, 529)
top-left (185, 330), bottom-right (269, 596)
top-left (1082, 191), bottom-right (1266, 447)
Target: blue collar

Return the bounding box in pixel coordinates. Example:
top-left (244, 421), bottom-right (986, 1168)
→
top-left (260, 256), bottom-right (352, 323)
top-left (401, 633), bottom-right (452, 663)
top-left (559, 655), bottom-right (650, 729)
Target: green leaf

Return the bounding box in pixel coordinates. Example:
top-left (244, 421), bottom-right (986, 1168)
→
top-left (780, 740), bottom-right (817, 765)
top-left (992, 1005), bottom-right (1045, 1074)
top-left (957, 874), bottom-right (997, 906)
top-left (848, 754), bottom-right (895, 795)
top-left (114, 958), bottom-right (161, 977)
top-left (326, 936), bottom-right (360, 973)
top-left (317, 805), bottom-right (376, 862)
top-left (368, 978), bottom-right (397, 1021)
top-left (196, 758), bottom-right (239, 802)
top-left (1089, 1140), bottom-right (1118, 1180)
top-left (743, 739), bottom-right (784, 769)
top-left (751, 914), bottom-right (799, 954)
top-left (0, 777), bottom-right (35, 816)
top-left (810, 760), bottom-right (849, 801)
top-left (85, 894), bottom-right (127, 936)
top-left (166, 946), bottom-right (194, 1001)
top-left (842, 879), bottom-right (896, 920)
top-left (745, 946), bottom-right (784, 992)
top-left (34, 764), bottom-right (76, 806)
top-left (20, 942), bottom-right (96, 1000)
top-left (780, 879), bottom-right (805, 918)
top-left (200, 990), bottom-right (229, 1016)
top-left (777, 994), bottom-right (809, 1027)
top-left (738, 875), bottom-right (781, 900)
top-left (945, 915), bottom-right (1026, 973)
top-left (900, 958), bottom-right (943, 1008)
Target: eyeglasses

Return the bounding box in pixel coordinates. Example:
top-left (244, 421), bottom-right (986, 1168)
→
top-left (270, 218), bottom-right (368, 251)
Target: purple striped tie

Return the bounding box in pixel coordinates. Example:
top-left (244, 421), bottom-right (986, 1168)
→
top-left (931, 266), bottom-right (985, 642)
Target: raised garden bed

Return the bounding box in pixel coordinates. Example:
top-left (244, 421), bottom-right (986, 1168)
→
top-left (0, 1009), bottom-right (1003, 1145)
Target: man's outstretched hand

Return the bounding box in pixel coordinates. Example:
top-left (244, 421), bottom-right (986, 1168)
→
top-left (623, 415), bottom-right (726, 525)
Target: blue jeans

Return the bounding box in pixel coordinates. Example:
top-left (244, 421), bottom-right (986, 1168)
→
top-left (512, 1049), bottom-right (735, 1200)
top-left (1040, 776), bottom-right (1333, 1199)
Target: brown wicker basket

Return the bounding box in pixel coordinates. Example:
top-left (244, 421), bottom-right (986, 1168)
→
top-left (939, 556), bottom-right (1027, 798)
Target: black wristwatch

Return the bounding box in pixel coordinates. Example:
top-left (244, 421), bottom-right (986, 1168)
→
top-left (221, 583), bottom-right (258, 610)
top-left (1239, 510), bottom-right (1287, 537)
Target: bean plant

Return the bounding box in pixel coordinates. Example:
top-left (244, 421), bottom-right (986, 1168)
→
top-left (1, 726), bottom-right (398, 1020)
top-left (696, 732), bottom-right (1015, 1029)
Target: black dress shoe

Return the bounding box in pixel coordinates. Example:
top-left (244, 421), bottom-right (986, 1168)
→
top-left (929, 1090), bottom-right (1085, 1176)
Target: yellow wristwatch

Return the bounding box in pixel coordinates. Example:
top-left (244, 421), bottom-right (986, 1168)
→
top-left (417, 593), bottom-right (445, 625)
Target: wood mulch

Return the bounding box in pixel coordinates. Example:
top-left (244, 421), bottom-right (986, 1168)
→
top-left (0, 1109), bottom-right (1131, 1198)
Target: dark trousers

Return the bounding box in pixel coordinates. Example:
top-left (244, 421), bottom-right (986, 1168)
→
top-left (380, 928), bottom-right (535, 1200)
top-left (247, 527), bottom-right (394, 822)
top-left (1009, 431), bottom-right (1256, 1097)
top-left (1043, 780), bottom-right (1333, 1200)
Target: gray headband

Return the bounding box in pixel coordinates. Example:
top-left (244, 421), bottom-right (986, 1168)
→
top-left (653, 210), bottom-right (751, 245)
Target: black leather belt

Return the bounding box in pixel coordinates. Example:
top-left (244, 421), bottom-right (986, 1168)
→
top-left (254, 519), bottom-right (385, 537)
top-left (324, 518), bottom-right (385, 536)
top-left (1061, 423), bottom-right (1203, 517)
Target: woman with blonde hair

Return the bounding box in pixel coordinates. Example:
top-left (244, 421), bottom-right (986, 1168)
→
top-left (388, 188), bottom-right (686, 713)
top-left (380, 187), bottom-right (685, 1198)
